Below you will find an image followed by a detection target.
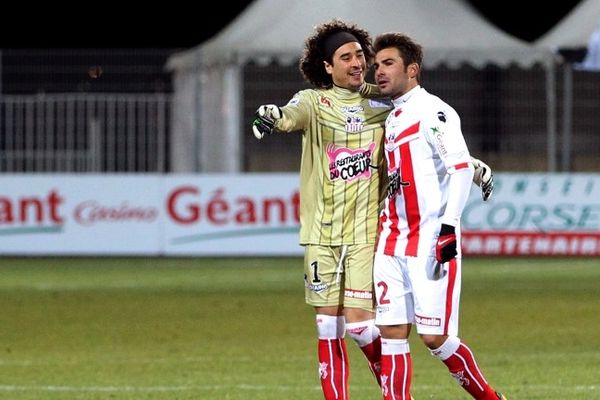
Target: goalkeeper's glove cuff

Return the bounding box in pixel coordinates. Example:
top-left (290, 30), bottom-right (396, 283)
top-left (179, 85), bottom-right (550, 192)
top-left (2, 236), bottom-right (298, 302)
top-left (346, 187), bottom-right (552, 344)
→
top-left (435, 223), bottom-right (457, 264)
top-left (252, 104), bottom-right (282, 139)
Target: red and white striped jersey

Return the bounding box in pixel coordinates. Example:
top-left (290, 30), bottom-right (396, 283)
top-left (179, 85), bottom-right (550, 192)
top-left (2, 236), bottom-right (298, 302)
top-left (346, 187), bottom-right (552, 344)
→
top-left (377, 86), bottom-right (474, 257)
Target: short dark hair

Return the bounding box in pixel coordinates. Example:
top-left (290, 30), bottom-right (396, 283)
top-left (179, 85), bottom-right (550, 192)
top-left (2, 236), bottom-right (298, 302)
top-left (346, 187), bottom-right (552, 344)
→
top-left (374, 32), bottom-right (423, 80)
top-left (299, 19), bottom-right (373, 88)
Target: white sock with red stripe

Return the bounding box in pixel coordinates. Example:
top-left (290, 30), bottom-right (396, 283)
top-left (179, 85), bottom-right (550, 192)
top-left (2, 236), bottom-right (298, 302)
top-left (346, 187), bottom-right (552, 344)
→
top-left (381, 338), bottom-right (412, 400)
top-left (316, 315), bottom-right (348, 400)
top-left (346, 319), bottom-right (382, 386)
top-left (431, 336), bottom-right (498, 399)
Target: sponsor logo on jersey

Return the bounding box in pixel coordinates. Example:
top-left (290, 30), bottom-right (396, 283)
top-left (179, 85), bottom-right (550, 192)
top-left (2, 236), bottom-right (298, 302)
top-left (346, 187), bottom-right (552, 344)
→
top-left (341, 105), bottom-right (363, 113)
top-left (431, 126), bottom-right (448, 156)
top-left (387, 170), bottom-right (410, 198)
top-left (344, 289), bottom-right (373, 300)
top-left (319, 96), bottom-right (332, 107)
top-left (345, 115), bottom-right (364, 132)
top-left (327, 143), bottom-right (377, 182)
top-left (415, 314), bottom-right (441, 327)
top-left (286, 98), bottom-right (300, 107)
top-left (305, 280), bottom-right (328, 293)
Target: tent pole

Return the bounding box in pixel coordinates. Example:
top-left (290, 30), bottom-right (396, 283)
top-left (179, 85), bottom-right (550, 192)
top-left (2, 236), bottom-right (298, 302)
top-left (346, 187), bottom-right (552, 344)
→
top-left (545, 59), bottom-right (557, 172)
top-left (561, 63), bottom-right (573, 172)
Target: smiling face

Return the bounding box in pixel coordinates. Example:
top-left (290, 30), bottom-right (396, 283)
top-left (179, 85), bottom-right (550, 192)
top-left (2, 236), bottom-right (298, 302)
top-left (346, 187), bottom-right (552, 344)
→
top-left (324, 41), bottom-right (367, 91)
top-left (374, 47), bottom-right (419, 99)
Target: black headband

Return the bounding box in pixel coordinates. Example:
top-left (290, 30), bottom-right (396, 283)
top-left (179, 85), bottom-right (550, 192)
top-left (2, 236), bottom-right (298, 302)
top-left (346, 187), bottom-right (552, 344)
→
top-left (323, 31), bottom-right (359, 61)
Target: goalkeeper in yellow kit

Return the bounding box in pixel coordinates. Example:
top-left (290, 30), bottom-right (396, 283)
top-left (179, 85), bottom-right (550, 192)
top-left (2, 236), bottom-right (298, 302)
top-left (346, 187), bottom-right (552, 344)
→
top-left (251, 19), bottom-right (493, 400)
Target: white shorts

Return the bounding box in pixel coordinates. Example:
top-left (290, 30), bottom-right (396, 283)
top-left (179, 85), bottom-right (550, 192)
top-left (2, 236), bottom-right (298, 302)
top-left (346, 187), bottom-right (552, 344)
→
top-left (373, 253), bottom-right (461, 336)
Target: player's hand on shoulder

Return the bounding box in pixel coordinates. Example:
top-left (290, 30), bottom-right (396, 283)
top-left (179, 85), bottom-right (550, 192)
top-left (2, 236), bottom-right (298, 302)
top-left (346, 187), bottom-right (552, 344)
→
top-left (471, 157), bottom-right (494, 201)
top-left (252, 104), bottom-right (282, 139)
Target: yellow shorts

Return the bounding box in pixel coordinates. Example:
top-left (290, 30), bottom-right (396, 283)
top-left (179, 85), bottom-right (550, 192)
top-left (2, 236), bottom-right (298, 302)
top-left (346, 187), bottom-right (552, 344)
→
top-left (303, 243), bottom-right (376, 312)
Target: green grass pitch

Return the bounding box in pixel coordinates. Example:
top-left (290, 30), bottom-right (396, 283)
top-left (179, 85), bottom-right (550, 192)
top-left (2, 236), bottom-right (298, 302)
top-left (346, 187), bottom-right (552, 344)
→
top-left (0, 256), bottom-right (598, 399)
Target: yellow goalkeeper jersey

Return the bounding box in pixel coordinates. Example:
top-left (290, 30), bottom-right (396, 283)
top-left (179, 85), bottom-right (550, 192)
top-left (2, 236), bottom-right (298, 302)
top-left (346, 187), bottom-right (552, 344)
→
top-left (275, 85), bottom-right (391, 246)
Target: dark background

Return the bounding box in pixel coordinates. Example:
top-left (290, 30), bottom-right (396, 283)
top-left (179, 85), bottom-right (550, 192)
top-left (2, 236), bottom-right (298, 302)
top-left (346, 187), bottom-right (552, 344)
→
top-left (0, 0), bottom-right (586, 94)
top-left (1, 1), bottom-right (584, 47)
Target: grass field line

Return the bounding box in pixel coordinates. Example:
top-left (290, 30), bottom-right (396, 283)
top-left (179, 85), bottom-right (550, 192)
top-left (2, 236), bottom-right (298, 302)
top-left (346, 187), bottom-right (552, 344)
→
top-left (0, 384), bottom-right (597, 393)
top-left (0, 355), bottom-right (313, 366)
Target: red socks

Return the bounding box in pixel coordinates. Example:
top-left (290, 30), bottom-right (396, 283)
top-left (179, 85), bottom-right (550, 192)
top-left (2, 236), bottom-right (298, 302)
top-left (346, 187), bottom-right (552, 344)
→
top-left (318, 338), bottom-right (349, 400)
top-left (380, 338), bottom-right (412, 399)
top-left (434, 336), bottom-right (498, 399)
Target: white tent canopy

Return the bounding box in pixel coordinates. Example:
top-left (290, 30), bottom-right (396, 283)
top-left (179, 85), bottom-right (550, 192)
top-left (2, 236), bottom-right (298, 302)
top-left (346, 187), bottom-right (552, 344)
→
top-left (533, 0), bottom-right (600, 171)
top-left (534, 0), bottom-right (600, 51)
top-left (166, 0), bottom-right (554, 172)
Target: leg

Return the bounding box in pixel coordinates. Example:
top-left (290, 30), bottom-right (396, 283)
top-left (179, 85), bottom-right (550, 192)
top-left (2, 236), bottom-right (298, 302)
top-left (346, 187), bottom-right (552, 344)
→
top-left (305, 245), bottom-right (350, 400)
top-left (342, 244), bottom-right (383, 387)
top-left (345, 308), bottom-right (381, 386)
top-left (316, 310), bottom-right (349, 400)
top-left (426, 335), bottom-right (501, 400)
top-left (414, 258), bottom-right (503, 400)
top-left (374, 253), bottom-right (415, 399)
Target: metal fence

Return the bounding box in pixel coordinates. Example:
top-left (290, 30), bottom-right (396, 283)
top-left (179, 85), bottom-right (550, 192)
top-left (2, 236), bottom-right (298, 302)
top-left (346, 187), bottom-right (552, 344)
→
top-left (0, 93), bottom-right (171, 173)
top-left (244, 63), bottom-right (600, 172)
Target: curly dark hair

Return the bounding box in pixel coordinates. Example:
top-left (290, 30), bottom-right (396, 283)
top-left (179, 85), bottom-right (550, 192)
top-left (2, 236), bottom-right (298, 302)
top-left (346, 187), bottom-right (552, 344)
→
top-left (299, 19), bottom-right (374, 88)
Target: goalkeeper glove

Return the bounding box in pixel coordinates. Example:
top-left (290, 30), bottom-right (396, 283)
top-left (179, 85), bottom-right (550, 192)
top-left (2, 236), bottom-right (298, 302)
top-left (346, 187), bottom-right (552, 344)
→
top-left (252, 104), bottom-right (282, 139)
top-left (471, 157), bottom-right (494, 201)
top-left (435, 224), bottom-right (457, 264)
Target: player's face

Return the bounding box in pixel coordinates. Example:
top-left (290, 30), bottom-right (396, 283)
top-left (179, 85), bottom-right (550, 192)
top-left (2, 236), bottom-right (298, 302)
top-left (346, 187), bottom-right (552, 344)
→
top-left (325, 42), bottom-right (366, 91)
top-left (374, 47), bottom-right (417, 99)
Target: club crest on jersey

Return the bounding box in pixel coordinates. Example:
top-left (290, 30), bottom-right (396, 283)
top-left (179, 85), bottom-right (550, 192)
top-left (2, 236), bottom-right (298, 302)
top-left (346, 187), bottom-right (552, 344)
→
top-left (437, 111), bottom-right (446, 122)
top-left (345, 115), bottom-right (364, 132)
top-left (327, 143), bottom-right (376, 181)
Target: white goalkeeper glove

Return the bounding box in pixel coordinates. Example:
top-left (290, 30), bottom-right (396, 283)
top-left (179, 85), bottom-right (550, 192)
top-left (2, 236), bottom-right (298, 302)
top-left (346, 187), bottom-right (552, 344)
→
top-left (471, 157), bottom-right (494, 201)
top-left (252, 104), bottom-right (282, 139)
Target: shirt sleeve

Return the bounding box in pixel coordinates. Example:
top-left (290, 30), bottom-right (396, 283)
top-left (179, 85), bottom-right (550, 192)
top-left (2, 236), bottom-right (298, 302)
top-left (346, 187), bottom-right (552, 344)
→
top-left (424, 103), bottom-right (472, 172)
top-left (275, 90), bottom-right (313, 132)
top-left (441, 163), bottom-right (474, 227)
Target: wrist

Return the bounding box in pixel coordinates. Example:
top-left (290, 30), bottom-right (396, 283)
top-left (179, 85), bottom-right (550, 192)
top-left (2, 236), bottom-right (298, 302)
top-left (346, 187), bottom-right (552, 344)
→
top-left (440, 224), bottom-right (455, 236)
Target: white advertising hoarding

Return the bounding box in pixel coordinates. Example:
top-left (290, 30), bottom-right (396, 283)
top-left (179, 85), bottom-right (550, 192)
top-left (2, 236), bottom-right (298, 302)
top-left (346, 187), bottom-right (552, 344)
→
top-left (0, 174), bottom-right (302, 256)
top-left (0, 175), bottom-right (162, 255)
top-left (0, 173), bottom-right (597, 256)
top-left (463, 173), bottom-right (599, 256)
top-left (161, 174), bottom-right (301, 256)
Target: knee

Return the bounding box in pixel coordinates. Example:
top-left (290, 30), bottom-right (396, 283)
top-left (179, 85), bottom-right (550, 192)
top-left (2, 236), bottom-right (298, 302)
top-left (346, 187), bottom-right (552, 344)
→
top-left (420, 334), bottom-right (447, 349)
top-left (346, 319), bottom-right (379, 346)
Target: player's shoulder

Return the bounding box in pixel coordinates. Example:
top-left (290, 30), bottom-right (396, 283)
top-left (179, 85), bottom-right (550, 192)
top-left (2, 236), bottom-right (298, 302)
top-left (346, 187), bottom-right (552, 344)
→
top-left (281, 88), bottom-right (317, 108)
top-left (419, 88), bottom-right (459, 121)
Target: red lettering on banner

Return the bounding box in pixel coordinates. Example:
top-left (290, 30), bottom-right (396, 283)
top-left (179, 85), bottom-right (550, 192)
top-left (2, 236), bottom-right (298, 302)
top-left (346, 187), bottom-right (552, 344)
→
top-left (165, 185), bottom-right (300, 226)
top-left (0, 190), bottom-right (65, 225)
top-left (462, 231), bottom-right (600, 256)
top-left (74, 201), bottom-right (158, 226)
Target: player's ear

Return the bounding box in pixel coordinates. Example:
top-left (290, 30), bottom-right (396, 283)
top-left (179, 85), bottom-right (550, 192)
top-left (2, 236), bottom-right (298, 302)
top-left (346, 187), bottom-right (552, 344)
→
top-left (407, 63), bottom-right (419, 79)
top-left (324, 60), bottom-right (334, 75)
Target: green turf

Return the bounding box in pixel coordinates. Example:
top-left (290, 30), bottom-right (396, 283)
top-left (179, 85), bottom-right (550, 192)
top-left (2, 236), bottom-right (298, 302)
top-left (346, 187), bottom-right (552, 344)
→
top-left (0, 257), bottom-right (598, 399)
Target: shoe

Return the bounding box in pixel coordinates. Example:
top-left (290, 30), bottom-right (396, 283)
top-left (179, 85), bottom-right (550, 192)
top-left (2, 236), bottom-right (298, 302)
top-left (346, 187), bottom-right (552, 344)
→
top-left (496, 392), bottom-right (507, 400)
